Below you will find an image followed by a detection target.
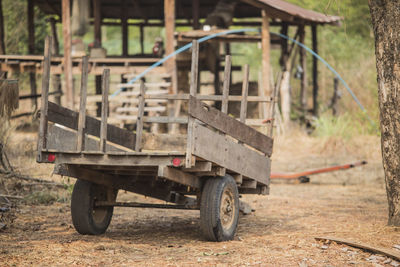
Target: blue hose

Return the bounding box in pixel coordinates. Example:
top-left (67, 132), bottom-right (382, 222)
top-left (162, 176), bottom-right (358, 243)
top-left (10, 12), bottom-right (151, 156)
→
top-left (111, 27), bottom-right (375, 128)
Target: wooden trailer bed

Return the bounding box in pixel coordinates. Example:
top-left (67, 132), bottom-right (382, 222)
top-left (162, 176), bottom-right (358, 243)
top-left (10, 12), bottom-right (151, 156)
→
top-left (36, 37), bottom-right (274, 241)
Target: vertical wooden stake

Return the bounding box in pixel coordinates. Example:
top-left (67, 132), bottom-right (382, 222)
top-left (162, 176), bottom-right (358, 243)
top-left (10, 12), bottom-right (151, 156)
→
top-left (76, 56), bottom-right (89, 152)
top-left (49, 17), bottom-right (62, 105)
top-left (135, 79), bottom-right (146, 152)
top-left (186, 40), bottom-right (199, 168)
top-left (37, 36), bottom-right (52, 156)
top-left (240, 64), bottom-right (250, 123)
top-left (100, 69), bottom-right (110, 153)
top-left (221, 55), bottom-right (231, 114)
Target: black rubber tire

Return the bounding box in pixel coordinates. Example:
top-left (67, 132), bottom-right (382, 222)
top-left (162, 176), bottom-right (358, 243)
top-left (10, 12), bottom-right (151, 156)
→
top-left (200, 175), bottom-right (239, 241)
top-left (71, 180), bottom-right (116, 235)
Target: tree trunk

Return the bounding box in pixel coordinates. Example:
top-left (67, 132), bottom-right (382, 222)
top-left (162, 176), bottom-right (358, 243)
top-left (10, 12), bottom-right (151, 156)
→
top-left (369, 0), bottom-right (400, 226)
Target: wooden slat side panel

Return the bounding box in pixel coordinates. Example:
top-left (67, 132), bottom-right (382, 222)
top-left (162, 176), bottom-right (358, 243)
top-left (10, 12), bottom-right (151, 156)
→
top-left (47, 101), bottom-right (135, 150)
top-left (192, 123), bottom-right (270, 185)
top-left (47, 124), bottom-right (122, 152)
top-left (188, 96), bottom-right (273, 156)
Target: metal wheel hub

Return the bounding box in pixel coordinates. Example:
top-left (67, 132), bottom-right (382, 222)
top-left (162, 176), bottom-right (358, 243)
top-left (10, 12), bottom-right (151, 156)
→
top-left (220, 188), bottom-right (235, 229)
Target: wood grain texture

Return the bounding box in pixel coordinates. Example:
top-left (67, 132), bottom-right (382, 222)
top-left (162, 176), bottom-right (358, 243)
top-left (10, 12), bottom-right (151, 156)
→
top-left (48, 101), bottom-right (135, 150)
top-left (221, 55), bottom-right (231, 114)
top-left (100, 69), bottom-right (110, 152)
top-left (135, 80), bottom-right (146, 152)
top-left (192, 123), bottom-right (270, 185)
top-left (186, 40), bottom-right (199, 168)
top-left (76, 56), bottom-right (89, 152)
top-left (188, 96), bottom-right (273, 156)
top-left (240, 64), bottom-right (249, 123)
top-left (158, 166), bottom-right (202, 188)
top-left (37, 36), bottom-right (52, 155)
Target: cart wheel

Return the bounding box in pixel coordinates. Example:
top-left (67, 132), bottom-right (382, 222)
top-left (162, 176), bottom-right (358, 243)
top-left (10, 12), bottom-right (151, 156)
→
top-left (71, 180), bottom-right (117, 235)
top-left (200, 175), bottom-right (239, 241)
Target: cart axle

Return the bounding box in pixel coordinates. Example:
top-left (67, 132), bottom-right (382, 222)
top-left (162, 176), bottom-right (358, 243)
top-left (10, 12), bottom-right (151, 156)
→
top-left (95, 201), bottom-right (199, 210)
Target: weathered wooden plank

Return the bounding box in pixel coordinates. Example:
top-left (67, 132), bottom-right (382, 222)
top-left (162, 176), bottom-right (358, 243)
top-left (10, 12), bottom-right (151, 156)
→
top-left (186, 40), bottom-right (199, 168)
top-left (52, 152), bottom-right (185, 167)
top-left (158, 166), bottom-right (202, 188)
top-left (135, 80), bottom-right (146, 152)
top-left (221, 55), bottom-right (231, 114)
top-left (232, 174), bottom-right (243, 184)
top-left (189, 96), bottom-right (273, 156)
top-left (48, 101), bottom-right (135, 150)
top-left (47, 124), bottom-right (123, 152)
top-left (183, 161), bottom-right (212, 172)
top-left (241, 179), bottom-right (257, 189)
top-left (100, 69), bottom-right (110, 152)
top-left (240, 64), bottom-right (250, 123)
top-left (192, 123), bottom-right (270, 185)
top-left (37, 36), bottom-right (52, 155)
top-left (239, 186), bottom-right (269, 195)
top-left (76, 56), bottom-right (89, 152)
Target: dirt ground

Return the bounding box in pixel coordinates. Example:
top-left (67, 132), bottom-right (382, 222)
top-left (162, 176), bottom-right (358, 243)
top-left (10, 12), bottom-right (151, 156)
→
top-left (1, 127), bottom-right (399, 266)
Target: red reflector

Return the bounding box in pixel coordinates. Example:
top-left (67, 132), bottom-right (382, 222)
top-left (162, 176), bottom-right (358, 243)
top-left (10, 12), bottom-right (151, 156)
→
top-left (172, 158), bottom-right (181, 167)
top-left (47, 154), bottom-right (56, 162)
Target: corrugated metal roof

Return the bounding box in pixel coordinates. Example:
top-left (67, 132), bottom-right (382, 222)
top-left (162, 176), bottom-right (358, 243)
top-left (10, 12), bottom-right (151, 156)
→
top-left (242, 0), bottom-right (341, 25)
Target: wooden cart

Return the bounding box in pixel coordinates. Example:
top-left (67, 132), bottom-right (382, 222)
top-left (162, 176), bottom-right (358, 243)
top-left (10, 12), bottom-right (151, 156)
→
top-left (36, 38), bottom-right (274, 241)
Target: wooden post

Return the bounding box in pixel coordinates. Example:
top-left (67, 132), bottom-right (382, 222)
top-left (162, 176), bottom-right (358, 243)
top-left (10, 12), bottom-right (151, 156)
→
top-left (121, 0), bottom-right (128, 57)
top-left (100, 69), bottom-right (110, 152)
top-left (299, 25), bottom-right (307, 112)
top-left (279, 22), bottom-right (288, 67)
top-left (221, 55), bottom-right (231, 114)
top-left (312, 25), bottom-right (319, 116)
top-left (49, 17), bottom-right (62, 105)
top-left (76, 56), bottom-right (89, 152)
top-left (37, 36), bottom-right (52, 155)
top-left (140, 23), bottom-right (144, 54)
top-left (261, 10), bottom-right (271, 113)
top-left (62, 0), bottom-right (73, 108)
top-left (135, 79), bottom-right (146, 152)
top-left (93, 0), bottom-right (102, 44)
top-left (331, 77), bottom-right (339, 116)
top-left (192, 0), bottom-right (200, 30)
top-left (185, 40), bottom-right (199, 168)
top-left (164, 0), bottom-right (177, 94)
top-left (240, 64), bottom-right (250, 123)
top-left (93, 0), bottom-right (102, 116)
top-left (28, 0), bottom-right (37, 108)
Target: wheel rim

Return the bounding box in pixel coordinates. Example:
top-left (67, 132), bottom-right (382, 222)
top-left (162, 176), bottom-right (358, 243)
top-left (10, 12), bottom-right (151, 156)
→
top-left (220, 187), bottom-right (236, 230)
